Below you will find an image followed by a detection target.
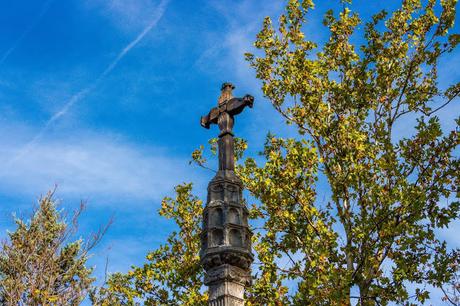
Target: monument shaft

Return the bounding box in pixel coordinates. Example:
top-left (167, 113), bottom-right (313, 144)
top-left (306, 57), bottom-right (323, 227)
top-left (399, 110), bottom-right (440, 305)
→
top-left (200, 83), bottom-right (254, 306)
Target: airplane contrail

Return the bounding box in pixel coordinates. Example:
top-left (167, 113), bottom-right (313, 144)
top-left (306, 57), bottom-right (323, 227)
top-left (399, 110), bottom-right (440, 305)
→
top-left (0, 0), bottom-right (55, 65)
top-left (4, 0), bottom-right (170, 169)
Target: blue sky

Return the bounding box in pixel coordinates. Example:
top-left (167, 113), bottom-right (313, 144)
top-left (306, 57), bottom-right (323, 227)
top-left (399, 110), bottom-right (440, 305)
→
top-left (0, 0), bottom-right (458, 304)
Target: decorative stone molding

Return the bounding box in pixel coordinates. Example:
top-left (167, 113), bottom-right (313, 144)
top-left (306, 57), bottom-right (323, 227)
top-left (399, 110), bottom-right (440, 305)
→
top-left (205, 264), bottom-right (251, 286)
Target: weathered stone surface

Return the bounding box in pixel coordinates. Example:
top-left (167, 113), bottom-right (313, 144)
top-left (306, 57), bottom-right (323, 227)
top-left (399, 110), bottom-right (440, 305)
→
top-left (209, 281), bottom-right (245, 306)
top-left (205, 264), bottom-right (251, 286)
top-left (200, 83), bottom-right (254, 306)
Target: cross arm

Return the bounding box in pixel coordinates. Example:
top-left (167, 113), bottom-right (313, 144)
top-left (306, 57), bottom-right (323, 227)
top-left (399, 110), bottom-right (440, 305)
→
top-left (200, 107), bottom-right (219, 129)
top-left (226, 95), bottom-right (254, 116)
top-left (200, 93), bottom-right (254, 129)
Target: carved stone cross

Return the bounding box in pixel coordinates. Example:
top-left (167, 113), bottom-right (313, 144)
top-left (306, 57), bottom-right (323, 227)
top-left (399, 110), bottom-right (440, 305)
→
top-left (201, 83), bottom-right (254, 171)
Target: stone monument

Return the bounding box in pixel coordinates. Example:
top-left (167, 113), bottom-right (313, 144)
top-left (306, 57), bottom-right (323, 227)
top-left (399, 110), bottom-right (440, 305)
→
top-left (200, 83), bottom-right (254, 306)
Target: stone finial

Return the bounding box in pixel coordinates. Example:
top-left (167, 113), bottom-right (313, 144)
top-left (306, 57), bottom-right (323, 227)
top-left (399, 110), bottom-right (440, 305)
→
top-left (218, 82), bottom-right (235, 106)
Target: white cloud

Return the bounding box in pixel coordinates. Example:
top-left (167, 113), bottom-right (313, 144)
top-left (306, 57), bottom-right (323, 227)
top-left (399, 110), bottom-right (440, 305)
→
top-left (83, 0), bottom-right (165, 33)
top-left (195, 1), bottom-right (284, 87)
top-left (0, 125), bottom-right (201, 203)
top-left (6, 0), bottom-right (170, 170)
top-left (192, 0), bottom-right (299, 149)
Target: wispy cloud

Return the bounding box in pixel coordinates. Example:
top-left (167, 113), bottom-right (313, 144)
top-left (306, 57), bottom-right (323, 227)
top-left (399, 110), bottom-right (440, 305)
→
top-left (196, 0), bottom-right (284, 86)
top-left (84, 0), bottom-right (165, 33)
top-left (5, 0), bottom-right (170, 169)
top-left (192, 0), bottom-right (294, 149)
top-left (0, 126), bottom-right (200, 202)
top-left (0, 0), bottom-right (55, 65)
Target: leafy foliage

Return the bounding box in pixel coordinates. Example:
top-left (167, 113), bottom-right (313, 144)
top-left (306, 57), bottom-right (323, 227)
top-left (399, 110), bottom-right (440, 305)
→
top-left (91, 184), bottom-right (207, 306)
top-left (95, 0), bottom-right (459, 305)
top-left (243, 0), bottom-right (459, 304)
top-left (0, 191), bottom-right (101, 305)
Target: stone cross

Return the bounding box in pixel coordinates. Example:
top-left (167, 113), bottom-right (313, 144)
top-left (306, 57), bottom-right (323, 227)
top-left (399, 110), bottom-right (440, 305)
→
top-left (200, 83), bottom-right (254, 306)
top-left (201, 82), bottom-right (254, 171)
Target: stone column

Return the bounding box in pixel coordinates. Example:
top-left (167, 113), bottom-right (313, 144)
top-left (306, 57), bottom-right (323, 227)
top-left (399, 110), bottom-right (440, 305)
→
top-left (200, 172), bottom-right (253, 306)
top-left (200, 83), bottom-right (254, 306)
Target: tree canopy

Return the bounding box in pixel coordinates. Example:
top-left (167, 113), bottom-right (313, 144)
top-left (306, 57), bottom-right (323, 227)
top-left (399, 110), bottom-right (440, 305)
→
top-left (93, 0), bottom-right (459, 305)
top-left (0, 191), bottom-right (104, 305)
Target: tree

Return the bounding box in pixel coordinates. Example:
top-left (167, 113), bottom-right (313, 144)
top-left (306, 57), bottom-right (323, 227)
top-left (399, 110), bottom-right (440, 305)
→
top-left (90, 184), bottom-right (207, 306)
top-left (243, 0), bottom-right (459, 304)
top-left (94, 0), bottom-right (459, 305)
top-left (0, 191), bottom-right (106, 305)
